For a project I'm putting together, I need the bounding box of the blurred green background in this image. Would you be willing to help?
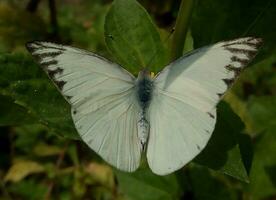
[0,0,275,199]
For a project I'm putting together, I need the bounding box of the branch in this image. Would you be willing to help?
[44,142,68,200]
[170,0,195,61]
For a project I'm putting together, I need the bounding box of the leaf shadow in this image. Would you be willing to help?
[194,102,248,172]
[264,165,276,187]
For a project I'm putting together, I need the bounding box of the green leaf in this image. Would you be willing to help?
[0,95,37,126]
[8,179,47,200]
[195,102,250,182]
[247,96,276,132]
[247,127,276,199]
[104,0,168,74]
[13,125,49,154]
[33,143,63,157]
[4,160,45,183]
[0,53,79,139]
[115,168,182,200]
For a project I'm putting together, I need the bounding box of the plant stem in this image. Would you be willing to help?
[48,0,59,39]
[170,0,194,61]
[44,142,68,200]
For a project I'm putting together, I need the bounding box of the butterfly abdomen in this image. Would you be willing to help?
[136,71,153,150]
[137,111,149,150]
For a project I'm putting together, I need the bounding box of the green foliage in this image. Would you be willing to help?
[104,0,168,74]
[195,102,250,182]
[115,169,181,200]
[0,53,78,139]
[247,96,276,132]
[0,95,36,126]
[0,2,46,52]
[189,166,238,200]
[8,179,47,200]
[247,127,276,199]
[0,0,275,199]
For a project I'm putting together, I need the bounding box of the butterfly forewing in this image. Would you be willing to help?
[26,41,142,172]
[147,37,262,175]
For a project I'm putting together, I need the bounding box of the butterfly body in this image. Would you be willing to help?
[135,70,153,149]
[136,70,153,109]
[26,37,262,175]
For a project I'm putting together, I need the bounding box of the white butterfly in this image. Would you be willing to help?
[26,37,262,175]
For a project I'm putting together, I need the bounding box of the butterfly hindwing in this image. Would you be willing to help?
[147,37,262,175]
[26,41,142,172]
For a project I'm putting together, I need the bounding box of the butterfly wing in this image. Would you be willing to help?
[26,41,142,172]
[147,37,262,175]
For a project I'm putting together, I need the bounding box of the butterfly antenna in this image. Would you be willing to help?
[145,28,175,71]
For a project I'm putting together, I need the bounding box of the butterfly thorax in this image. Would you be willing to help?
[136,70,153,150]
[136,70,153,109]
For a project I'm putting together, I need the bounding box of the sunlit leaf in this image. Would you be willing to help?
[33,143,63,157]
[4,160,45,183]
[85,162,115,189]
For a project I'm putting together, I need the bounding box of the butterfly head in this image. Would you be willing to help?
[138,69,154,80]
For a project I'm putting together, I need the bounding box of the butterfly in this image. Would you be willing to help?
[26,37,262,175]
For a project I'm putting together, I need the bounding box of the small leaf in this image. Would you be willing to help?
[33,143,62,156]
[104,0,168,74]
[4,160,45,183]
